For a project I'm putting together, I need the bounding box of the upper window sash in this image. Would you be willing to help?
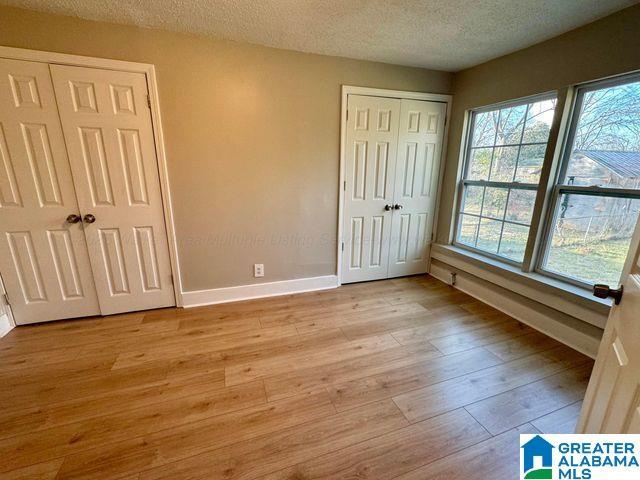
[554,74,640,191]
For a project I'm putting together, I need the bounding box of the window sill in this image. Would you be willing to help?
[430,243,611,329]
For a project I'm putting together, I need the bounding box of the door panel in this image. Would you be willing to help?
[0,58,99,324]
[342,95,400,283]
[50,64,174,315]
[388,99,446,278]
[578,219,640,433]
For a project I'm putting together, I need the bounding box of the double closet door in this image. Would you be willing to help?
[342,94,446,283]
[0,58,174,325]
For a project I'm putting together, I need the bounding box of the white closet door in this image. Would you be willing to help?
[0,58,100,324]
[342,95,401,283]
[388,99,446,277]
[50,65,174,315]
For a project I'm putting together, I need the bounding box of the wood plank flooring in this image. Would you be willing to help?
[0,275,593,480]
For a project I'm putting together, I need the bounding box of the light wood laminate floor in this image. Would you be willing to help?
[0,275,593,479]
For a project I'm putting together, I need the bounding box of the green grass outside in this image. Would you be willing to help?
[545,238,628,285]
[462,227,629,285]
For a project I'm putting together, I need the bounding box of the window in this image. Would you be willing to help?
[456,96,557,263]
[539,76,640,286]
[453,73,640,290]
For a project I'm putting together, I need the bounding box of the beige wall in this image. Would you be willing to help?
[437,4,640,242]
[0,5,452,292]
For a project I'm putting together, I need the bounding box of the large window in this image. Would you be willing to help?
[456,96,557,263]
[539,76,640,286]
[454,74,640,289]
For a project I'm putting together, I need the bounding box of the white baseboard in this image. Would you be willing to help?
[0,313,14,338]
[429,261,602,359]
[181,275,339,308]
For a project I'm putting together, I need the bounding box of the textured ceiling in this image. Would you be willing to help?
[1,0,637,71]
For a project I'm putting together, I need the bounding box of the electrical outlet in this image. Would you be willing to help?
[254,264,264,278]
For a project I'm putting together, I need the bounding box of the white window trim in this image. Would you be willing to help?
[536,72,640,288]
[450,70,640,295]
[452,91,558,267]
[431,243,611,329]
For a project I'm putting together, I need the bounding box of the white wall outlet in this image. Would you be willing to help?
[254,264,264,278]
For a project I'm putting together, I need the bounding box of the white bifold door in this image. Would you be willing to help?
[341,94,446,283]
[0,58,174,325]
[0,59,101,323]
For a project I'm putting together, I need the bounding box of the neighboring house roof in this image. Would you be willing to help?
[575,150,640,178]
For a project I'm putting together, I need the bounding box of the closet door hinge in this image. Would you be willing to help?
[341,242,345,252]
[146,95,152,109]
[1,293,9,306]
[343,180,346,191]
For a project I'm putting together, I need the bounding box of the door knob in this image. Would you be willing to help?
[66,214,81,224]
[593,284,623,305]
[393,204,403,210]
[384,204,392,211]
[83,214,96,224]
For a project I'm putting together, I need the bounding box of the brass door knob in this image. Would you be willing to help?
[66,214,81,224]
[83,214,96,224]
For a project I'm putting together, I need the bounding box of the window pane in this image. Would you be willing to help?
[476,218,502,253]
[489,146,519,182]
[496,104,527,145]
[458,214,480,246]
[471,111,498,147]
[462,185,484,215]
[522,99,556,143]
[468,148,492,180]
[456,95,557,264]
[505,189,536,224]
[515,144,546,183]
[499,223,530,262]
[481,187,508,219]
[543,193,640,285]
[563,80,640,189]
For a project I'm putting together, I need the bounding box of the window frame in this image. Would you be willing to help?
[535,72,640,288]
[453,92,558,267]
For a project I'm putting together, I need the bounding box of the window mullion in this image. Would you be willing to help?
[521,89,570,272]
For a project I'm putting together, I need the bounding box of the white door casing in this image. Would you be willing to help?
[50,64,174,315]
[341,95,401,283]
[577,218,640,433]
[388,99,447,277]
[0,58,100,325]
